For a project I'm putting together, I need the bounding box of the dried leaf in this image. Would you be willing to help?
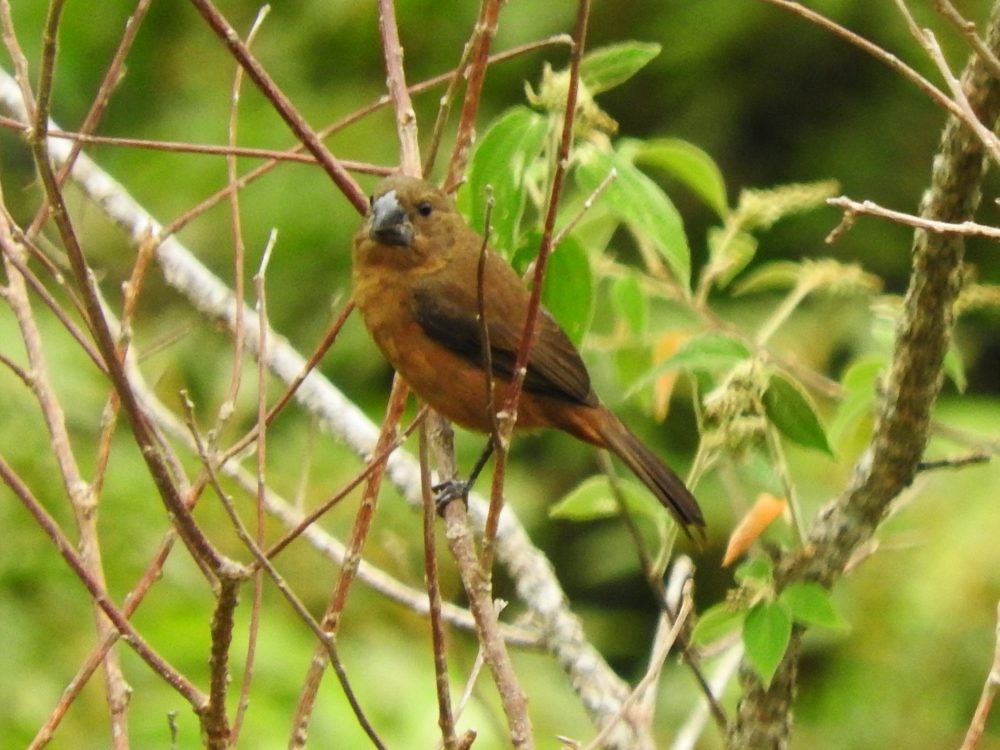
[722,493,787,566]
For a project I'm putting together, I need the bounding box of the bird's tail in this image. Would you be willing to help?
[596,413,705,540]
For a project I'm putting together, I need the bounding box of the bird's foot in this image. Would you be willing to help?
[432,479,470,516]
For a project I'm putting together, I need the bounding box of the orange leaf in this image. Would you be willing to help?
[652,330,691,422]
[722,493,788,567]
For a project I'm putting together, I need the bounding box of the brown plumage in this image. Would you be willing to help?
[352,175,705,536]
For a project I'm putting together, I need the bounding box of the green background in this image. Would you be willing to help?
[1,1,998,748]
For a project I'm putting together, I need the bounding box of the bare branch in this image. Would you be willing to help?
[960,600,1000,750]
[378,0,421,176]
[828,194,1000,239]
[186,0,367,212]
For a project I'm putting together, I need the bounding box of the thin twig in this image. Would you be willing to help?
[420,422,459,750]
[378,0,421,177]
[0,452,209,714]
[186,0,367,212]
[27,0,154,240]
[444,0,506,188]
[157,34,572,236]
[960,600,1000,750]
[917,451,992,472]
[935,0,1000,81]
[550,166,617,249]
[27,475,209,749]
[892,0,1000,167]
[0,117,385,169]
[827,195,1000,239]
[482,0,590,573]
[0,223,106,374]
[28,0,240,583]
[220,47,273,739]
[440,494,533,749]
[581,583,694,750]
[288,376,409,749]
[187,402,386,750]
[0,0,36,118]
[757,0,965,121]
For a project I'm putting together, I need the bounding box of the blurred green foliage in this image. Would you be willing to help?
[1,1,999,748]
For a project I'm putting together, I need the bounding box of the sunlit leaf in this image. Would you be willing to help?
[661,332,751,372]
[542,235,593,346]
[779,582,848,629]
[732,261,803,295]
[634,137,729,218]
[743,601,792,687]
[707,226,758,288]
[612,272,648,335]
[692,603,745,646]
[615,344,654,397]
[580,42,661,94]
[763,373,833,455]
[550,475,663,522]
[626,331,749,399]
[458,107,547,256]
[944,341,967,393]
[576,146,691,288]
[828,356,882,449]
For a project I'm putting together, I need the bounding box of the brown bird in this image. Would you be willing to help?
[352,175,705,536]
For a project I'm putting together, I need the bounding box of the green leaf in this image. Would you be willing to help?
[763,373,833,455]
[828,356,882,449]
[576,146,691,289]
[633,137,728,218]
[625,332,750,399]
[580,42,661,95]
[612,273,648,335]
[458,107,547,256]
[840,355,886,395]
[944,341,967,393]
[743,601,792,688]
[732,261,803,295]
[549,475,663,522]
[734,556,774,586]
[692,603,745,646]
[662,332,751,372]
[615,344,654,398]
[541,234,593,346]
[779,582,848,629]
[707,227,758,288]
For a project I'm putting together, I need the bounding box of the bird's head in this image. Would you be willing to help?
[362,176,456,251]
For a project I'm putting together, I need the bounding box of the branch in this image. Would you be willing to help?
[827,195,1000,239]
[378,0,421,176]
[730,3,1000,746]
[0,61,640,745]
[186,0,367,212]
[961,600,1000,750]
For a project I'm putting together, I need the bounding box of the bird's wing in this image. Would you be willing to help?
[412,277,595,406]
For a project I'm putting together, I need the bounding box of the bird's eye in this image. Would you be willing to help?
[416,201,433,217]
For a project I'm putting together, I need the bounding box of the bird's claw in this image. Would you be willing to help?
[432,479,470,515]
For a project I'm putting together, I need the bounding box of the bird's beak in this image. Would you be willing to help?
[369,190,413,247]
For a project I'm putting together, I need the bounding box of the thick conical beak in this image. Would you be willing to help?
[370,190,413,247]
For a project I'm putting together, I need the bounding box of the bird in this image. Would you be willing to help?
[352,174,705,537]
